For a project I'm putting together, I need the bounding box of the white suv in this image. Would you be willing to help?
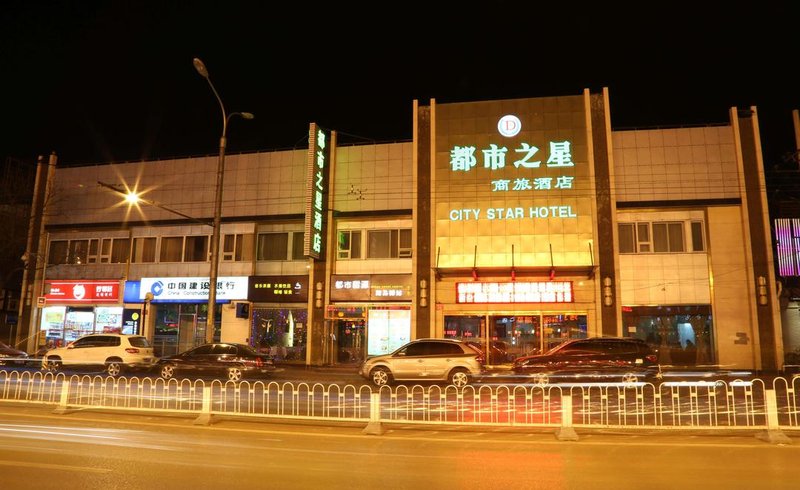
[42,334,155,376]
[358,338,484,387]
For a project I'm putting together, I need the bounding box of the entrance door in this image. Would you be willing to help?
[337,319,365,364]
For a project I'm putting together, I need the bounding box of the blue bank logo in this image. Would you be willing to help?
[150,281,164,297]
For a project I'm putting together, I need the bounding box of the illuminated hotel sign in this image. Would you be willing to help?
[303,123,331,259]
[44,280,120,303]
[434,96,594,269]
[330,274,413,301]
[456,281,574,304]
[249,275,309,302]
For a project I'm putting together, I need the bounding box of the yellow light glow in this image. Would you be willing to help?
[124,191,140,204]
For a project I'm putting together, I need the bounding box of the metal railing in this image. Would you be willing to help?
[1,370,798,437]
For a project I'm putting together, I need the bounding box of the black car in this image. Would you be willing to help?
[156,343,276,381]
[0,341,29,366]
[512,337,660,385]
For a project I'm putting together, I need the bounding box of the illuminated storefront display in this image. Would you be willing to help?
[38,280,126,345]
[456,281,574,304]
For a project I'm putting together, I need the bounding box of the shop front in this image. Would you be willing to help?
[38,280,130,349]
[248,275,309,362]
[440,280,588,363]
[124,276,248,356]
[328,274,412,364]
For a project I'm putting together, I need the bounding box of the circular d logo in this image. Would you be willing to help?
[497,115,521,137]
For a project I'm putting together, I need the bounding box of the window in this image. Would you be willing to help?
[618,221,699,254]
[653,222,684,252]
[223,233,254,261]
[257,233,289,261]
[160,237,184,262]
[691,222,705,252]
[132,237,156,263]
[337,230,362,259]
[291,232,305,260]
[184,235,209,262]
[88,239,99,263]
[367,229,412,259]
[68,240,89,264]
[110,239,130,264]
[48,240,68,265]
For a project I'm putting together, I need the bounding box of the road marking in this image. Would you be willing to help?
[0,460,111,473]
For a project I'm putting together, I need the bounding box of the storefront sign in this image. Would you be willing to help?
[44,280,120,303]
[249,275,309,302]
[139,276,248,302]
[434,96,594,270]
[303,123,331,260]
[122,308,142,335]
[456,281,574,303]
[330,275,413,302]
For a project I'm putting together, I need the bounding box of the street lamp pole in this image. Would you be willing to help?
[193,57,254,344]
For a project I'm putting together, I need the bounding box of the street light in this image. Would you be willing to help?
[193,57,254,344]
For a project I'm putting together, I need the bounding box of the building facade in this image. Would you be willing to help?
[16,89,784,371]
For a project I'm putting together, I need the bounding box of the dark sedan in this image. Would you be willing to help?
[156,343,276,381]
[0,341,29,366]
[512,337,661,385]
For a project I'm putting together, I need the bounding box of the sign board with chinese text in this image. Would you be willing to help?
[248,275,309,302]
[303,123,331,259]
[330,274,413,302]
[139,276,248,302]
[43,280,120,303]
[434,96,596,269]
[456,281,574,304]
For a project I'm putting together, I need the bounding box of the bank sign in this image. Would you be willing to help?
[434,96,595,269]
[139,276,248,302]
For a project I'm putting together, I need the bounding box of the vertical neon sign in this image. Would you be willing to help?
[304,123,330,259]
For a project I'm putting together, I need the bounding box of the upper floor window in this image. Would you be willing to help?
[619,221,703,254]
[367,229,412,259]
[132,237,156,263]
[223,233,254,261]
[337,230,362,259]
[257,232,305,261]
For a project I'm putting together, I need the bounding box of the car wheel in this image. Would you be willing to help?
[45,357,61,372]
[160,364,175,380]
[449,368,470,388]
[227,367,243,382]
[533,373,549,387]
[622,373,639,385]
[370,367,391,386]
[105,360,123,377]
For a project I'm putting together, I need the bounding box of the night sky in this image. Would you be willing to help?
[2,1,798,169]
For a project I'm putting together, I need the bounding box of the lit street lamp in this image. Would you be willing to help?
[193,57,254,344]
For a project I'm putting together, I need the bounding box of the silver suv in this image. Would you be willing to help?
[359,338,483,387]
[42,333,156,376]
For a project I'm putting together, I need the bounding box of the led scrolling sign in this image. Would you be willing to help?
[456,281,574,304]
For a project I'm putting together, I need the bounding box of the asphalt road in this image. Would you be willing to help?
[0,404,797,490]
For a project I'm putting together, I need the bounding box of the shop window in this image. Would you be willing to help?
[223,233,253,261]
[160,236,184,262]
[622,305,714,366]
[184,235,209,262]
[257,232,289,261]
[367,229,412,259]
[48,240,68,265]
[67,240,89,264]
[132,237,156,263]
[337,230,362,259]
[291,232,305,260]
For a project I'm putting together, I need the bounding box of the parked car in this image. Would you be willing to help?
[512,337,661,385]
[42,333,155,376]
[0,341,29,366]
[156,343,276,382]
[465,340,515,364]
[358,338,484,387]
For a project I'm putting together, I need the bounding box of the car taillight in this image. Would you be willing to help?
[256,357,263,367]
[125,348,140,354]
[645,354,657,363]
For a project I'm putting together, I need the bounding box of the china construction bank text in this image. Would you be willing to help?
[449,206,577,221]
